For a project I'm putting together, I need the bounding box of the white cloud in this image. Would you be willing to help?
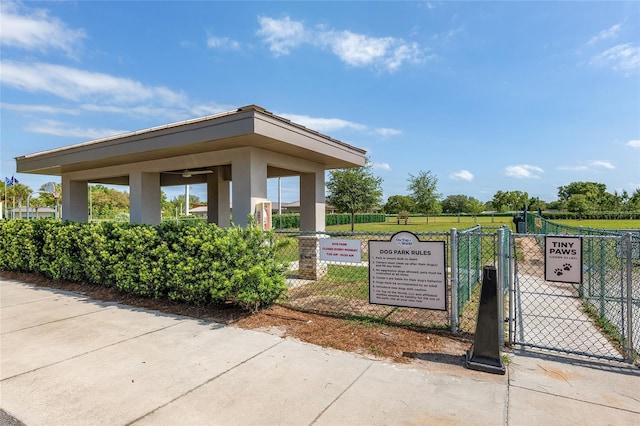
[627,139,640,148]
[26,119,128,139]
[1,61,187,105]
[279,113,367,133]
[373,162,391,171]
[587,23,621,46]
[375,128,402,136]
[206,35,241,50]
[1,102,79,115]
[505,164,544,179]
[449,170,474,182]
[280,112,402,138]
[0,1,85,56]
[589,160,615,170]
[256,16,306,56]
[257,16,424,72]
[590,43,640,72]
[557,160,615,172]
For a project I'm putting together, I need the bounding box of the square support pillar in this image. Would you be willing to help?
[61,176,88,223]
[298,235,327,280]
[232,150,267,227]
[207,167,231,227]
[300,171,325,231]
[129,171,161,224]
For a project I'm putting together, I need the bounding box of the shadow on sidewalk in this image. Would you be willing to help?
[510,347,640,376]
[402,351,466,367]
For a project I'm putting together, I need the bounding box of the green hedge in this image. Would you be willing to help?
[0,220,286,311]
[541,212,640,220]
[271,213,386,229]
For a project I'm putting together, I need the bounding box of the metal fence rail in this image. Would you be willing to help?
[510,226,638,362]
[273,231,453,329]
[272,216,637,362]
[273,227,504,332]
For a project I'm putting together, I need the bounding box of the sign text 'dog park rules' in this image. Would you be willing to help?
[369,231,447,311]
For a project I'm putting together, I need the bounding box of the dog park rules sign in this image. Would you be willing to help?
[369,231,447,311]
[545,236,582,284]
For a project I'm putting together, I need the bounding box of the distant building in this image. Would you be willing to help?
[10,206,56,219]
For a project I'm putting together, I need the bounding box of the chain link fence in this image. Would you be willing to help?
[272,227,506,332]
[273,231,453,329]
[452,226,509,334]
[511,214,639,361]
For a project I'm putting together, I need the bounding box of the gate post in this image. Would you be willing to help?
[507,228,515,346]
[497,226,505,347]
[625,232,634,362]
[450,228,458,332]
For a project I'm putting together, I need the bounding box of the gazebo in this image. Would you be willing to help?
[16,105,366,231]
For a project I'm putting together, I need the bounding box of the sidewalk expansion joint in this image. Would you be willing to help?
[1,321,185,382]
[308,361,374,426]
[125,339,285,426]
[510,384,640,415]
[0,296,61,309]
[1,307,111,335]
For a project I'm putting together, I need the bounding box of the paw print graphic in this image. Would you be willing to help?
[554,268,564,276]
[563,263,572,271]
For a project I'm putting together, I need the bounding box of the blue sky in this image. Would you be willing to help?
[1,1,639,204]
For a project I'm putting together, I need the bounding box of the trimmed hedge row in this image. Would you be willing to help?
[0,220,287,311]
[271,213,386,229]
[540,212,640,220]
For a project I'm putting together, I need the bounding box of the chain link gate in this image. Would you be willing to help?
[508,232,638,362]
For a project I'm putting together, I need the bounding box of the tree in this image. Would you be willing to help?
[441,194,486,214]
[491,190,529,212]
[627,188,640,212]
[546,200,565,211]
[567,194,590,214]
[558,181,608,211]
[89,185,129,219]
[407,170,441,222]
[326,159,383,231]
[5,183,32,218]
[466,197,485,214]
[383,195,416,214]
[37,182,61,208]
[164,193,202,217]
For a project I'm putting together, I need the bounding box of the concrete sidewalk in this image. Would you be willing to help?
[1,278,638,425]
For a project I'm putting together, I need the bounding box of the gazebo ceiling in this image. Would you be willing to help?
[16,105,367,177]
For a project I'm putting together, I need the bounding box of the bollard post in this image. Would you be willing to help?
[465,265,505,374]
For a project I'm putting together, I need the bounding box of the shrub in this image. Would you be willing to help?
[0,219,287,311]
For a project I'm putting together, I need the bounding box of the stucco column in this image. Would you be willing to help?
[129,171,161,224]
[232,149,267,227]
[207,167,231,227]
[300,170,325,231]
[61,176,88,222]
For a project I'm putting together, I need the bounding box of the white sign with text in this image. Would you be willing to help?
[545,236,582,284]
[369,231,447,311]
[319,238,362,263]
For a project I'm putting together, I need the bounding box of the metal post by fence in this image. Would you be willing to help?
[508,229,515,346]
[450,228,458,332]
[497,226,505,347]
[625,232,634,362]
[599,239,606,317]
[467,232,472,302]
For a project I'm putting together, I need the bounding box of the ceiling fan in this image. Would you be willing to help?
[166,169,214,178]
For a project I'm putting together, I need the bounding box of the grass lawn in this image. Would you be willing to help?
[325,215,516,233]
[323,216,639,233]
[551,219,640,230]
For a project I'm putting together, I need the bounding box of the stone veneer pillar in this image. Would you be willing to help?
[298,235,327,280]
